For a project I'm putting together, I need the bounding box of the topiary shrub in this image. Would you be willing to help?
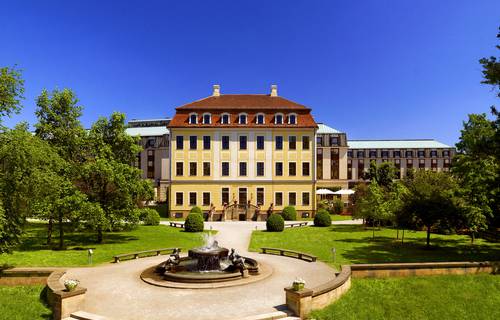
[266,214,285,232]
[140,208,161,226]
[281,206,297,221]
[185,213,204,232]
[190,206,202,214]
[314,209,331,227]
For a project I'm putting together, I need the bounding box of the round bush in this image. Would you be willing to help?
[266,214,285,232]
[281,206,297,221]
[314,209,331,227]
[190,206,202,214]
[185,213,204,232]
[140,208,161,226]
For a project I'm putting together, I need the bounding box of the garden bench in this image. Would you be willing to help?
[284,221,309,228]
[169,221,185,228]
[113,248,181,263]
[260,247,317,262]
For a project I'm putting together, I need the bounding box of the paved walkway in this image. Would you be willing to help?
[65,221,345,320]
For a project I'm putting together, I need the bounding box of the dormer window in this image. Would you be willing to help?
[189,113,198,124]
[202,113,211,124]
[288,114,297,125]
[238,113,247,124]
[256,113,265,124]
[221,113,230,124]
[275,113,284,124]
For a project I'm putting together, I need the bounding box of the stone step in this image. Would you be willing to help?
[69,311,108,320]
[240,310,294,320]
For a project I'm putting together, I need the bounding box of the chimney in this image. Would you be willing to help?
[270,84,278,97]
[212,84,220,97]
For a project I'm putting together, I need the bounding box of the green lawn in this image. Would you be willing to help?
[0,222,206,267]
[0,285,51,319]
[310,274,500,320]
[249,225,500,267]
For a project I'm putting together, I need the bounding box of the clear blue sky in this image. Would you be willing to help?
[1,0,499,145]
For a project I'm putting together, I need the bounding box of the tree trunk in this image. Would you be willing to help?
[372,219,375,239]
[401,229,405,244]
[58,213,64,250]
[97,227,103,243]
[471,232,475,244]
[47,218,53,245]
[396,228,399,239]
[426,225,431,247]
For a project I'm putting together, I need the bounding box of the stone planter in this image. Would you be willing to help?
[292,282,305,291]
[64,279,79,292]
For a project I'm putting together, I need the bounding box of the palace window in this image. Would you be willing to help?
[221,162,230,176]
[405,150,413,158]
[302,162,310,176]
[257,188,264,206]
[393,150,401,158]
[431,159,438,171]
[331,148,339,179]
[381,151,389,158]
[189,136,197,150]
[238,113,247,124]
[302,192,310,206]
[222,188,229,205]
[369,150,377,158]
[330,136,339,146]
[189,162,197,176]
[406,159,413,170]
[222,135,230,150]
[430,150,438,157]
[203,192,210,206]
[176,136,184,150]
[317,149,323,179]
[189,192,197,206]
[357,150,365,158]
[203,136,211,150]
[239,162,247,176]
[419,159,425,169]
[239,135,247,150]
[347,160,352,179]
[357,159,365,180]
[347,150,353,158]
[176,162,183,176]
[275,162,283,176]
[202,113,211,124]
[418,150,425,158]
[221,113,230,124]
[302,136,310,150]
[275,136,283,150]
[175,192,183,206]
[147,150,154,179]
[289,162,296,176]
[317,136,324,147]
[289,136,297,150]
[256,113,265,124]
[443,150,450,157]
[275,113,284,124]
[288,114,297,125]
[288,192,296,206]
[257,162,265,176]
[189,113,198,124]
[203,162,210,176]
[275,192,283,206]
[257,136,265,150]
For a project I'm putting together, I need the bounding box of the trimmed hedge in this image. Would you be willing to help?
[281,206,297,221]
[140,208,161,226]
[190,206,202,214]
[185,213,204,232]
[314,209,332,227]
[266,214,285,232]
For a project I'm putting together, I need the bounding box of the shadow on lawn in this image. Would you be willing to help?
[338,236,500,264]
[18,223,139,251]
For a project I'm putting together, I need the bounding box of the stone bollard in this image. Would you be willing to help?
[284,286,313,318]
[241,269,249,278]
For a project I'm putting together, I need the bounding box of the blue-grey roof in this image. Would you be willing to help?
[317,123,343,134]
[125,126,169,137]
[348,139,452,149]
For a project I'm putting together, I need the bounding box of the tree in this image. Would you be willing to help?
[402,170,462,247]
[367,161,397,188]
[78,113,153,242]
[0,66,24,126]
[479,27,500,98]
[353,181,392,238]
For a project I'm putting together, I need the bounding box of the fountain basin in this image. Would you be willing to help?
[188,247,229,271]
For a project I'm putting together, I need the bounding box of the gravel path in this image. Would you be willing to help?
[65,221,341,320]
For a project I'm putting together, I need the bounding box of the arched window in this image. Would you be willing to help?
[221,113,230,124]
[189,113,198,124]
[256,113,265,124]
[288,113,297,125]
[202,113,211,124]
[238,113,247,124]
[275,113,284,125]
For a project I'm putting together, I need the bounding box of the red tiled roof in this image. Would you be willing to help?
[169,94,317,129]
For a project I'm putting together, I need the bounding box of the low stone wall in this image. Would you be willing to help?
[0,267,56,285]
[46,270,87,320]
[285,265,352,318]
[350,261,497,278]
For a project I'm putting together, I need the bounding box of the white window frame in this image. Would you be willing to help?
[256,187,265,206]
[202,113,212,124]
[302,192,310,206]
[238,113,248,124]
[274,113,284,124]
[189,112,198,124]
[256,113,265,124]
[221,112,230,124]
[288,113,297,124]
